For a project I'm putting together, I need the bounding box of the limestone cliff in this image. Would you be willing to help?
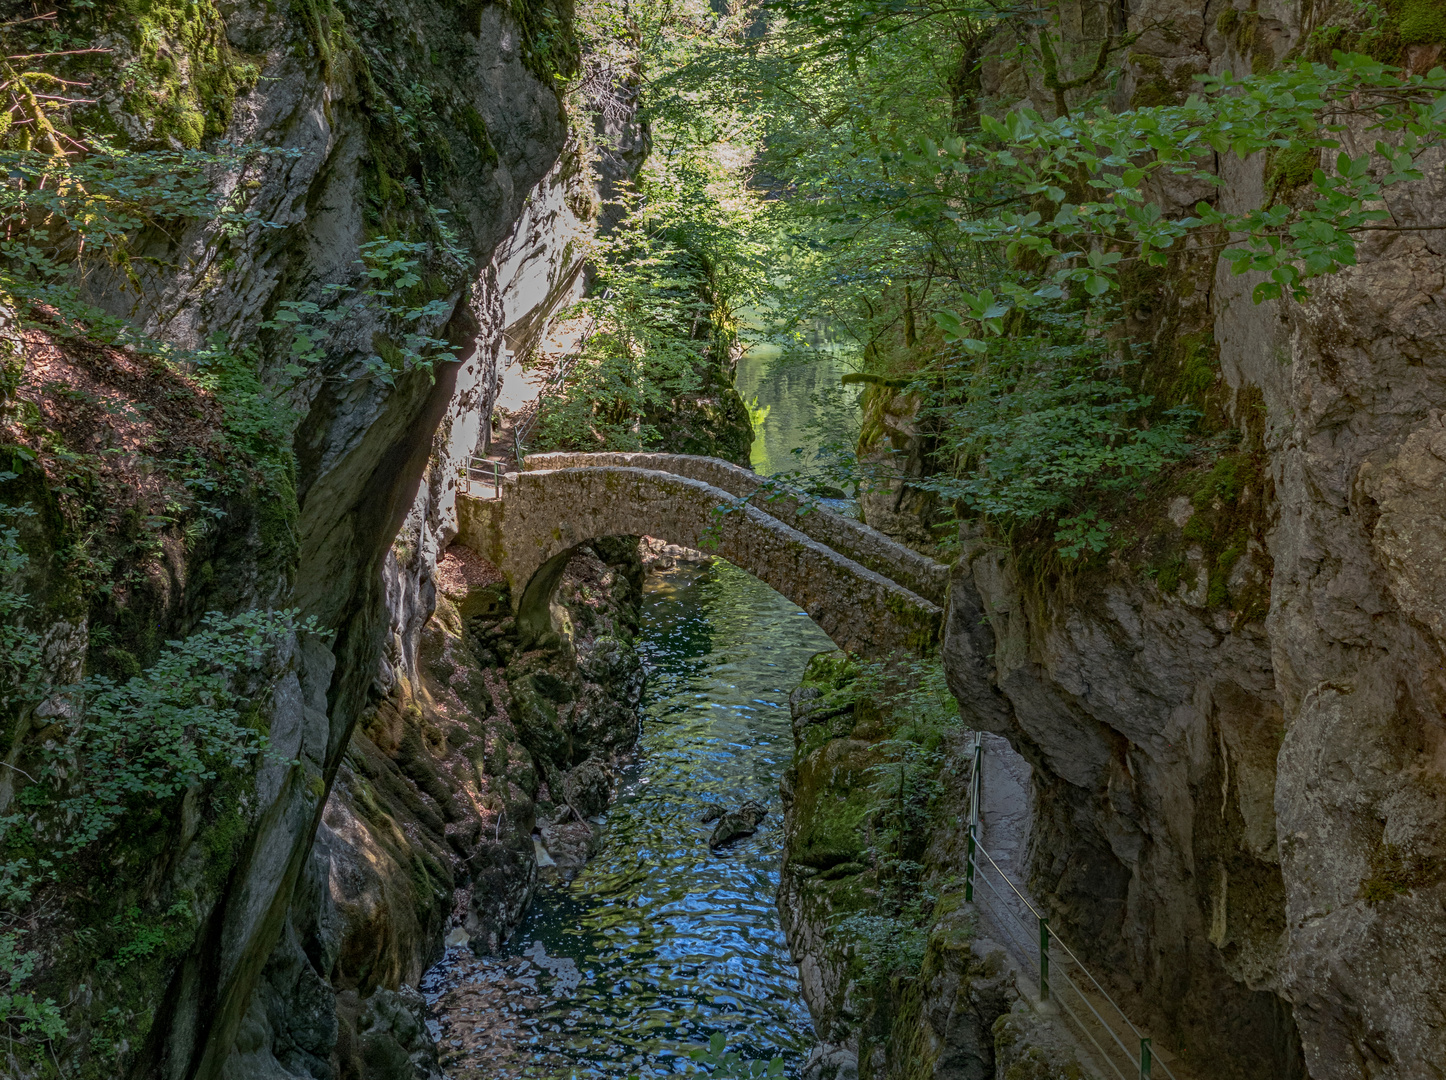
[777,654,1084,1080]
[227,540,646,1080]
[805,3,1446,1078]
[0,1,648,1077]
[931,3,1446,1080]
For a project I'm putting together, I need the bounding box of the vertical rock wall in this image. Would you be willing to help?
[1,0,646,1076]
[939,3,1446,1079]
[207,10,652,1080]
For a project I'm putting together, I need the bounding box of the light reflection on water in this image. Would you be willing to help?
[733,318,860,479]
[428,560,834,1077]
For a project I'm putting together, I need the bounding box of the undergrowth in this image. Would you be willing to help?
[0,509,312,1061]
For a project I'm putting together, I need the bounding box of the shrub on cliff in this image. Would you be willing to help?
[0,508,312,1062]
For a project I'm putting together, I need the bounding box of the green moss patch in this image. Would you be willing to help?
[19,0,265,149]
[1265,144,1319,204]
[1301,0,1444,64]
[509,0,582,82]
[1399,0,1446,45]
[791,738,881,870]
[1360,840,1443,904]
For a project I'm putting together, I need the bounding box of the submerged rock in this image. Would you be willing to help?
[708,800,768,848]
[699,802,725,823]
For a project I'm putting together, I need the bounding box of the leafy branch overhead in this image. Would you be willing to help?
[925,52,1446,350]
[650,0,1445,559]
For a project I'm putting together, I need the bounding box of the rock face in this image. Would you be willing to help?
[854,385,947,554]
[922,5,1446,1080]
[777,654,1082,1080]
[943,552,1297,1078]
[2,1,649,1077]
[1241,158,1446,1080]
[226,540,645,1079]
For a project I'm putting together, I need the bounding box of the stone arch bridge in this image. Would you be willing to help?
[456,452,947,657]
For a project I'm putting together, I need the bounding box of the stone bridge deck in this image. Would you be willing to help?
[521,452,950,605]
[456,453,948,657]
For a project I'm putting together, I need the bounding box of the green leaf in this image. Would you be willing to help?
[934,310,966,340]
[980,114,1009,139]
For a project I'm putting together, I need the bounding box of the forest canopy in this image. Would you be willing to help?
[557,0,1446,560]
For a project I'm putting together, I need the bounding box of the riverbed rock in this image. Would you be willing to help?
[352,986,444,1080]
[700,803,726,823]
[990,1002,1087,1080]
[536,818,599,883]
[562,756,615,819]
[802,1043,860,1080]
[640,535,714,571]
[708,800,769,848]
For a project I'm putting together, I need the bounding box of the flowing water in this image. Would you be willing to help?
[425,561,835,1077]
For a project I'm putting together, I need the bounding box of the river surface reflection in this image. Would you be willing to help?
[425,561,833,1077]
[733,318,860,479]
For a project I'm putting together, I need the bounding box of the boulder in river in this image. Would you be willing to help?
[708,800,768,849]
[563,757,614,819]
[352,984,445,1080]
[536,819,601,883]
[699,803,725,823]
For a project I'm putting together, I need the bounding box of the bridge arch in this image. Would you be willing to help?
[457,463,941,657]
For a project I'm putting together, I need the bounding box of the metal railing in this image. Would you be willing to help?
[462,456,505,499]
[965,733,1176,1080]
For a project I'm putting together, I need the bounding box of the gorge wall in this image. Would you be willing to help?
[811,3,1446,1080]
[1,0,656,1077]
[179,6,659,1077]
[930,3,1446,1079]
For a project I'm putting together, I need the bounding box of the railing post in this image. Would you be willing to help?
[1140,1037,1152,1080]
[1039,916,1050,1002]
[966,732,981,903]
[971,733,982,832]
[965,828,976,902]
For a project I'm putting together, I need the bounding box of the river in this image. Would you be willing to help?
[424,560,835,1077]
[425,331,858,1076]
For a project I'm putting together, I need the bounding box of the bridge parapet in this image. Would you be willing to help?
[521,452,950,606]
[457,464,940,657]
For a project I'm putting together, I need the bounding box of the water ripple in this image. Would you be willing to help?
[428,560,832,1078]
